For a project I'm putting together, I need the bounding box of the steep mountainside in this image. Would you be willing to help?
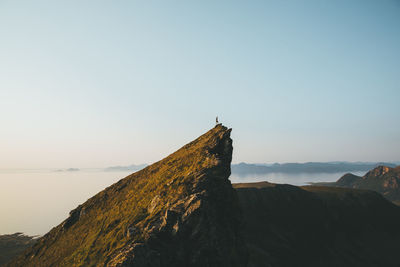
[9,124,247,267]
[234,182,400,267]
[0,233,36,266]
[314,165,400,203]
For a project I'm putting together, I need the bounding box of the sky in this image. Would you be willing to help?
[0,0,399,168]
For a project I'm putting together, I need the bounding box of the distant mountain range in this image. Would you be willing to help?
[231,162,398,176]
[102,162,398,175]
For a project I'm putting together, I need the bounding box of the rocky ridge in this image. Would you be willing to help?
[8,124,247,267]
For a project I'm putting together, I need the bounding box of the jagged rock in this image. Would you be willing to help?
[126,226,136,238]
[108,243,160,267]
[147,195,160,214]
[61,205,83,230]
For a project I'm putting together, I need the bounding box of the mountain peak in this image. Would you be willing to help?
[9,124,247,267]
[365,165,394,179]
[336,173,362,186]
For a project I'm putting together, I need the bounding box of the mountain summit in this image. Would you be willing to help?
[9,124,247,267]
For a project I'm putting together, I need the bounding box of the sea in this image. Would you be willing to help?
[0,169,366,236]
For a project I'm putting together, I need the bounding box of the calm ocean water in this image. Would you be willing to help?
[0,169,366,236]
[229,171,366,186]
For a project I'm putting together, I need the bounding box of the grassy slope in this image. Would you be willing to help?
[10,124,240,267]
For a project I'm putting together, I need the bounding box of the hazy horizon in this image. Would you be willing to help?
[0,160,399,171]
[1,1,399,169]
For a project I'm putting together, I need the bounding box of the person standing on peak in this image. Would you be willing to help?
[216,116,219,125]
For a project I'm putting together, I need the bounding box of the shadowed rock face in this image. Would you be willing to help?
[234,182,400,267]
[0,233,36,266]
[8,124,248,267]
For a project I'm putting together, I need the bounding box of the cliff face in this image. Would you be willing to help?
[9,124,247,267]
[234,182,400,267]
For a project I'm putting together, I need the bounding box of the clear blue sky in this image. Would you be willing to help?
[0,0,399,168]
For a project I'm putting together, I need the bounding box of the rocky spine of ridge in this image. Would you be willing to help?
[9,124,248,267]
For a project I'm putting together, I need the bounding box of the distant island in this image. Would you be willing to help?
[54,168,80,172]
[231,162,397,176]
[103,163,147,172]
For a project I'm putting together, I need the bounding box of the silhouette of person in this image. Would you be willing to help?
[216,116,219,124]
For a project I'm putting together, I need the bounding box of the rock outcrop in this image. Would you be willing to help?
[8,124,247,267]
[315,165,400,204]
